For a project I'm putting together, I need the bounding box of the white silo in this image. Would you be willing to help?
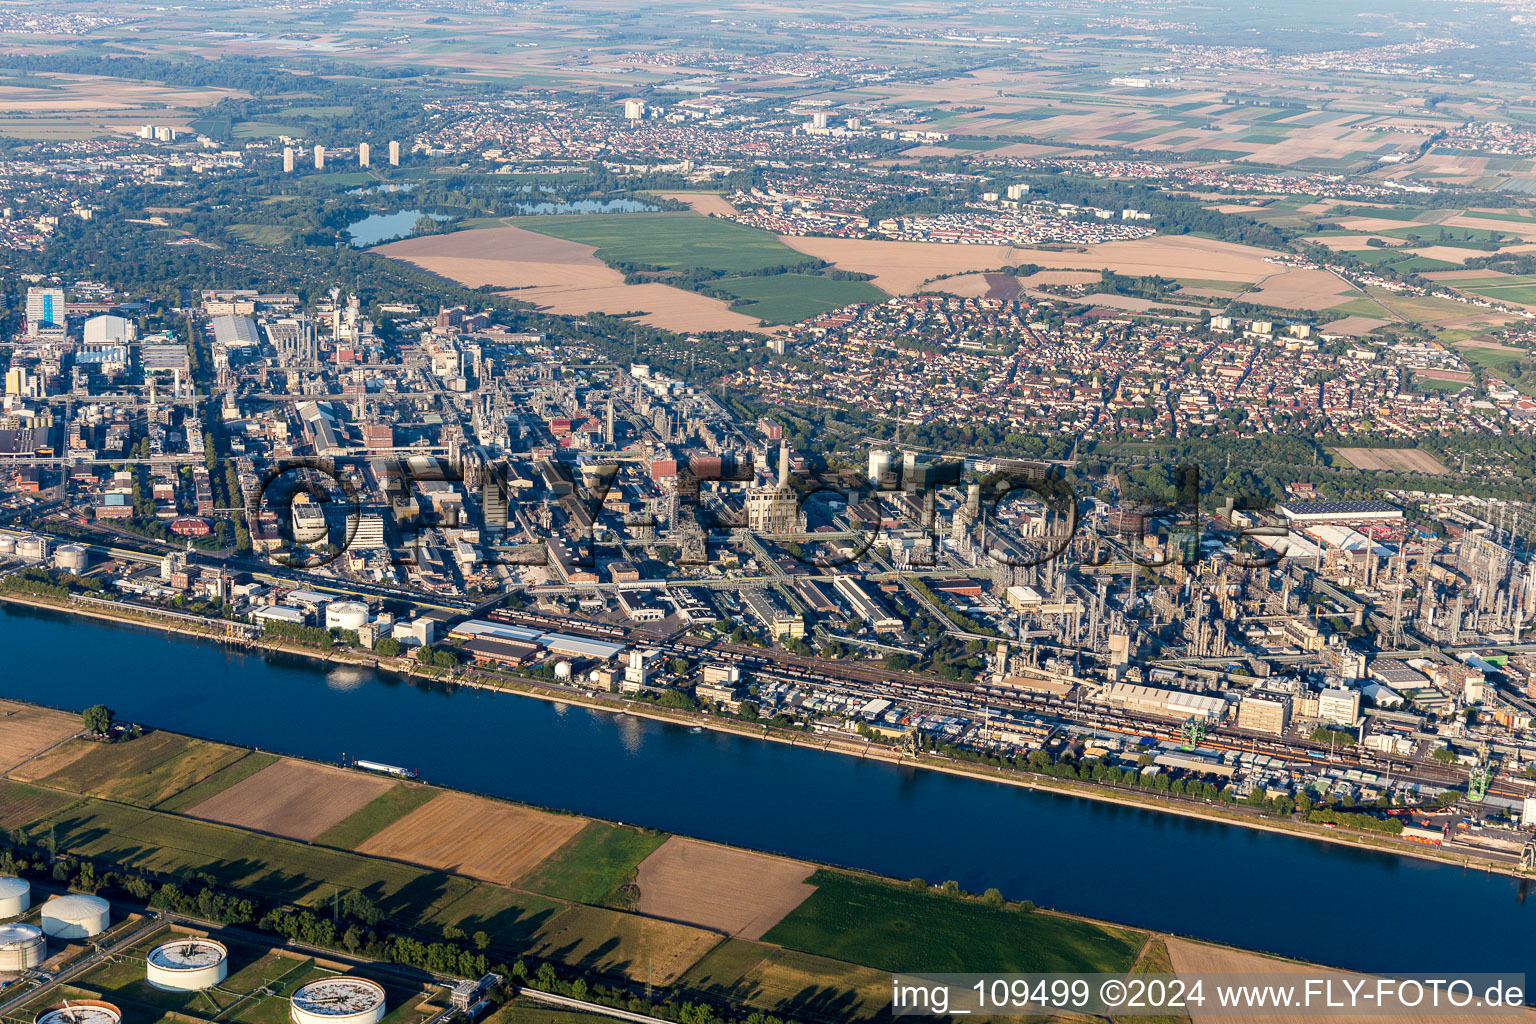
[290,977,387,1024]
[15,535,48,562]
[0,875,30,917]
[325,601,371,631]
[0,535,15,555]
[36,1002,121,1024]
[146,938,228,990]
[0,923,45,971]
[54,544,89,573]
[40,893,110,938]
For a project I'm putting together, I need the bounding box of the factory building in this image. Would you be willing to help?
[1102,682,1227,722]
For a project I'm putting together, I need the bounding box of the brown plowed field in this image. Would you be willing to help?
[357,791,585,884]
[374,225,767,334]
[1333,448,1449,475]
[0,700,82,773]
[1165,936,1495,1024]
[188,760,393,841]
[635,837,816,940]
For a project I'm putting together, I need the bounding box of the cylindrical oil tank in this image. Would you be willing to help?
[0,875,30,917]
[0,923,45,971]
[54,544,89,573]
[324,601,371,631]
[290,978,387,1024]
[146,937,228,990]
[15,535,48,562]
[36,1002,120,1024]
[40,893,110,939]
[0,535,15,555]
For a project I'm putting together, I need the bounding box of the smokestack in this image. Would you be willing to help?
[778,440,790,488]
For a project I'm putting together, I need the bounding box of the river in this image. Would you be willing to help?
[1,603,1530,974]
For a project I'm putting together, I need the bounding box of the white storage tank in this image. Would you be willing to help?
[15,535,48,562]
[325,601,371,631]
[36,1002,121,1024]
[554,660,572,681]
[0,535,15,555]
[146,937,228,990]
[0,923,45,971]
[290,978,386,1024]
[40,893,110,939]
[0,875,31,917]
[54,544,89,573]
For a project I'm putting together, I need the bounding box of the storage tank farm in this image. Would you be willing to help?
[0,875,30,917]
[0,923,45,971]
[146,938,229,990]
[289,977,387,1024]
[35,1002,121,1024]
[40,893,110,939]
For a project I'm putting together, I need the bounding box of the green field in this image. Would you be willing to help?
[156,751,279,812]
[484,999,606,1024]
[680,939,893,1021]
[514,212,809,274]
[761,870,1144,974]
[1447,274,1536,306]
[0,781,79,830]
[314,784,440,849]
[715,273,886,324]
[424,886,564,952]
[31,732,246,808]
[230,224,299,246]
[514,821,667,906]
[18,794,474,919]
[1462,347,1536,394]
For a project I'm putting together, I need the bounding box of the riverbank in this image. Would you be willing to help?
[0,588,1522,879]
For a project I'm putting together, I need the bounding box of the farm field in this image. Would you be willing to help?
[314,783,441,849]
[526,904,722,986]
[761,870,1143,975]
[513,212,807,274]
[515,821,667,906]
[156,752,281,813]
[776,234,1330,300]
[188,759,396,842]
[357,791,586,885]
[679,939,894,1022]
[16,793,474,918]
[1436,273,1536,306]
[0,780,78,831]
[1163,937,1491,1024]
[422,885,564,952]
[713,273,886,324]
[1332,448,1450,475]
[374,225,768,333]
[15,731,246,808]
[1461,347,1536,395]
[0,698,83,772]
[634,838,817,940]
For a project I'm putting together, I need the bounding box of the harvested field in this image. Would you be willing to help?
[779,235,1304,295]
[1164,937,1491,1024]
[21,731,246,808]
[658,193,739,218]
[1333,448,1449,475]
[374,225,767,334]
[0,780,78,831]
[0,699,83,773]
[189,760,394,842]
[635,838,816,940]
[358,791,585,884]
[1318,315,1389,336]
[527,905,721,986]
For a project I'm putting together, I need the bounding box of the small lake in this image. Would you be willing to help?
[345,210,454,247]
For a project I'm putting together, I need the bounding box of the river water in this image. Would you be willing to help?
[2,603,1530,974]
